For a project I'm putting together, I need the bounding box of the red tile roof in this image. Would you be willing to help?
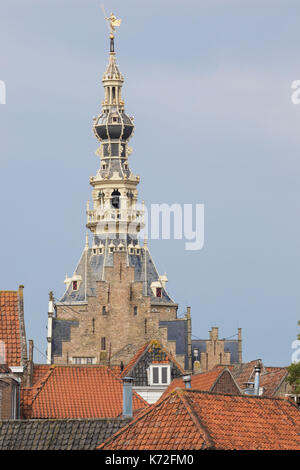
[21,365,148,419]
[32,364,51,385]
[99,390,300,450]
[161,368,237,399]
[259,368,288,396]
[232,361,288,396]
[0,291,22,366]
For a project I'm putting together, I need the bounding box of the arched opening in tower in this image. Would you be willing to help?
[111,189,121,209]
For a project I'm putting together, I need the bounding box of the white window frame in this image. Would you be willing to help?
[72,357,96,365]
[148,364,171,386]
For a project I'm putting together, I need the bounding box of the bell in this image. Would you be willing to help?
[111,196,119,208]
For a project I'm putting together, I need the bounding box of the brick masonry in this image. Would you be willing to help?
[53,252,184,368]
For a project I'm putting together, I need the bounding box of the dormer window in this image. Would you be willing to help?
[98,246,104,255]
[72,281,78,291]
[109,245,115,253]
[93,248,97,255]
[156,287,162,298]
[148,365,171,386]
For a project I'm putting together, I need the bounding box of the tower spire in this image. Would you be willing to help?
[101,6,122,53]
[87,12,143,239]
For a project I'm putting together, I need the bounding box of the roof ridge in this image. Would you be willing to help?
[97,388,183,449]
[177,389,215,449]
[181,389,297,402]
[30,365,56,404]
[120,342,150,378]
[0,290,18,294]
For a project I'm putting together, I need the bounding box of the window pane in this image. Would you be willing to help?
[152,367,159,384]
[161,367,168,384]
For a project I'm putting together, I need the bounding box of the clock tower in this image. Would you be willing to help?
[47,23,192,371]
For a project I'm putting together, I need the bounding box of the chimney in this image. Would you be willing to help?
[47,292,54,364]
[26,339,34,387]
[254,361,262,396]
[18,285,28,364]
[238,328,242,364]
[122,377,134,418]
[183,375,191,389]
[186,307,192,371]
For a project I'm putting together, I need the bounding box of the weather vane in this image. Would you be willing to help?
[101,5,122,40]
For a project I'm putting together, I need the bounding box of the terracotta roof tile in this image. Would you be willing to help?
[0,291,22,366]
[161,368,229,399]
[32,364,51,385]
[21,365,148,419]
[232,361,289,397]
[259,368,288,396]
[99,390,300,450]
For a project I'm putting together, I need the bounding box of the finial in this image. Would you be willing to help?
[101,5,122,52]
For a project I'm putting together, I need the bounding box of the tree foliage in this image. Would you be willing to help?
[286,321,300,394]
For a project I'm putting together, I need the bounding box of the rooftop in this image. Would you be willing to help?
[0,418,129,450]
[0,291,23,367]
[99,390,300,450]
[21,365,148,419]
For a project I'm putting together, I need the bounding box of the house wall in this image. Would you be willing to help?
[0,378,20,419]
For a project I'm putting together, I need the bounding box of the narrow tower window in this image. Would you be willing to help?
[102,306,107,316]
[133,306,137,316]
[101,337,106,351]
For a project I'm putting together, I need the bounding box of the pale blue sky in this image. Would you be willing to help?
[1,0,300,365]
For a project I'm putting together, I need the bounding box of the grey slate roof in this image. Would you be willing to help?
[0,418,129,450]
[59,236,175,306]
[159,320,189,370]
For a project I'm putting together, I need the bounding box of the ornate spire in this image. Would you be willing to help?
[86,13,143,239]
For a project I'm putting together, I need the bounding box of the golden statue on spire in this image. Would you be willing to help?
[105,11,122,38]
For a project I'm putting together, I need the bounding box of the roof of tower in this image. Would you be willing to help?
[59,237,176,306]
[102,53,124,82]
